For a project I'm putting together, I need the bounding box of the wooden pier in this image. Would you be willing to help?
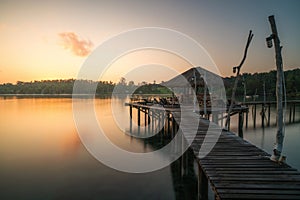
[126,102,300,200]
[243,100,300,128]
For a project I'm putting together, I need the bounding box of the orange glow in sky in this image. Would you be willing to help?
[0,1,299,84]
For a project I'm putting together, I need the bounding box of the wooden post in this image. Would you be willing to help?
[268,15,284,158]
[129,105,132,118]
[268,103,271,126]
[289,104,292,123]
[245,105,249,129]
[198,163,208,200]
[161,111,165,133]
[144,109,147,126]
[167,112,170,136]
[148,109,151,134]
[172,115,176,138]
[151,110,154,133]
[225,30,254,129]
[137,107,141,134]
[262,103,265,128]
[137,107,141,126]
[238,111,244,138]
[253,104,257,128]
[262,82,266,128]
[129,105,133,133]
[204,71,207,116]
[227,115,231,131]
[293,103,296,122]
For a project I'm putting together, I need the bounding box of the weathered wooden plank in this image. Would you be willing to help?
[206,171,300,175]
[214,182,300,189]
[201,156,271,160]
[218,193,300,200]
[205,167,297,171]
[217,189,300,195]
[209,176,300,182]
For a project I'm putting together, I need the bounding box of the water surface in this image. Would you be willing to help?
[0,97,175,200]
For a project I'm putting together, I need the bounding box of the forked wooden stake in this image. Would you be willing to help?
[225,30,254,130]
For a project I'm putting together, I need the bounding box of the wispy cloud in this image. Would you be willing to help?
[58,32,93,57]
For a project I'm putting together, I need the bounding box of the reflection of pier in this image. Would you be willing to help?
[125,102,300,199]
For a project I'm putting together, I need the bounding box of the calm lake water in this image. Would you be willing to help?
[0,97,175,200]
[0,97,299,199]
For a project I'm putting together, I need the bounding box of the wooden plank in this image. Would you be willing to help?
[214,182,300,189]
[205,170,300,175]
[218,193,300,200]
[217,189,300,195]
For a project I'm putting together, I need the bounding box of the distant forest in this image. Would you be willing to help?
[0,68,299,100]
[224,68,300,100]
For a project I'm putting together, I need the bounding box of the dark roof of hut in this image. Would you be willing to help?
[162,67,229,88]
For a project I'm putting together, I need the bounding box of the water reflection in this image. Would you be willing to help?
[61,131,82,156]
[0,97,175,200]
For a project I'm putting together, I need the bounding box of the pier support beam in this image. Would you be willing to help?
[253,104,256,128]
[129,105,133,133]
[137,107,141,126]
[238,111,244,138]
[198,163,208,200]
[245,105,249,129]
[268,104,271,126]
[293,103,296,122]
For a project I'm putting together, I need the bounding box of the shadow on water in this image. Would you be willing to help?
[139,122,198,200]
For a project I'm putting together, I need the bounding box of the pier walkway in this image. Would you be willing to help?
[126,102,300,200]
[176,113,300,199]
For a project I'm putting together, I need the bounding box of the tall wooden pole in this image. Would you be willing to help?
[225,30,253,129]
[193,68,197,112]
[268,15,284,160]
[203,71,207,116]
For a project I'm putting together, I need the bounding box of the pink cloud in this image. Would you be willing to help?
[58,32,93,57]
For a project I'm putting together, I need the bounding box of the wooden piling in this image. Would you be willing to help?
[167,112,171,136]
[268,103,271,126]
[137,107,141,126]
[245,105,248,129]
[253,104,256,128]
[289,104,292,123]
[238,111,244,138]
[151,110,154,133]
[293,103,296,122]
[172,115,176,138]
[198,163,208,200]
[129,105,133,133]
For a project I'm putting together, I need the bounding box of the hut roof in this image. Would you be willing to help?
[162,67,228,88]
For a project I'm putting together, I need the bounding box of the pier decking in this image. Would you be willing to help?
[126,102,300,200]
[179,115,300,199]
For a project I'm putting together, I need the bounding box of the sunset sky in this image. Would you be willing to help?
[1,0,299,84]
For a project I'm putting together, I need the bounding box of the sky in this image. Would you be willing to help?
[0,0,300,84]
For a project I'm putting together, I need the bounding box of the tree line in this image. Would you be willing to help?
[224,68,300,100]
[0,68,299,100]
[0,79,115,95]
